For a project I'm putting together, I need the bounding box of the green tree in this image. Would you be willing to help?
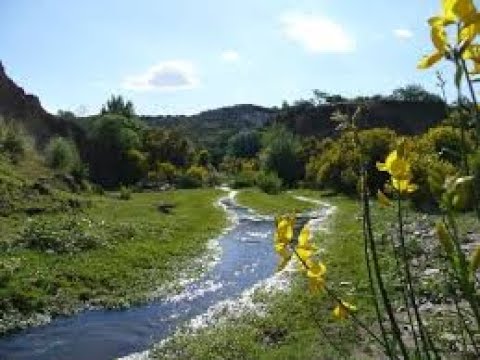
[261,125,302,186]
[195,149,210,167]
[390,84,443,103]
[227,131,261,158]
[100,95,135,118]
[87,114,143,186]
[45,137,80,172]
[143,129,192,168]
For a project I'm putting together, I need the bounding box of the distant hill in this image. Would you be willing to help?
[142,104,277,162]
[275,100,448,138]
[142,104,276,132]
[0,61,85,147]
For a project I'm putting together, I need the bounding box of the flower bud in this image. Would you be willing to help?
[436,222,454,255]
[470,245,480,274]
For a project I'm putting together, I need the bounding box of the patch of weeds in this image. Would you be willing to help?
[17,216,105,254]
[119,185,132,200]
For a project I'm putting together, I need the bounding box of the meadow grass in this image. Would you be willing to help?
[152,192,395,359]
[235,188,317,215]
[0,189,226,333]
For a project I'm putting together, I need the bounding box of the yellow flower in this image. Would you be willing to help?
[377,190,392,207]
[450,0,477,23]
[333,300,357,320]
[462,44,480,73]
[392,178,418,194]
[275,242,292,271]
[418,23,449,69]
[274,216,294,244]
[376,150,412,181]
[306,260,327,293]
[419,0,480,69]
[296,226,317,266]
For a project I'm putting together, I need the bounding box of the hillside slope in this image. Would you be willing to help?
[0,61,85,146]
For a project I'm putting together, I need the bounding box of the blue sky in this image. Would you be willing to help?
[0,0,465,115]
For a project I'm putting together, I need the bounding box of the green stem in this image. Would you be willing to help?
[362,183,409,359]
[291,247,394,355]
[459,57,480,220]
[387,228,422,359]
[361,172,395,358]
[451,282,480,358]
[396,196,434,360]
[444,214,480,329]
[460,57,480,149]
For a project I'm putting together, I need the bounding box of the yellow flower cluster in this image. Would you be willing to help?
[376,140,418,195]
[418,0,480,72]
[333,300,357,320]
[274,216,355,320]
[274,216,326,293]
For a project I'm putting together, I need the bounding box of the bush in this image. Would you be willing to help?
[45,137,80,172]
[119,185,132,200]
[306,135,361,194]
[409,153,457,210]
[306,128,396,195]
[227,131,261,158]
[230,170,257,189]
[176,166,208,188]
[0,120,27,163]
[148,162,178,184]
[123,148,147,184]
[416,126,475,166]
[261,125,302,186]
[19,216,104,253]
[256,171,282,194]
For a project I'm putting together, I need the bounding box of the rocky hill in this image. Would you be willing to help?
[0,61,85,146]
[142,104,277,162]
[142,104,275,132]
[275,100,447,138]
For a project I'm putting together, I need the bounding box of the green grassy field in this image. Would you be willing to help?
[235,188,318,215]
[0,189,226,334]
[152,192,394,359]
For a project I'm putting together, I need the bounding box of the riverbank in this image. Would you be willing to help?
[148,190,480,359]
[235,188,318,215]
[0,189,227,335]
[148,191,374,359]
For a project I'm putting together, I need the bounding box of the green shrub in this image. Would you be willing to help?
[256,171,283,194]
[19,216,104,253]
[306,128,397,195]
[0,120,27,163]
[416,126,474,166]
[176,166,208,188]
[149,162,178,183]
[230,170,257,189]
[45,137,80,172]
[119,185,132,200]
[0,258,21,286]
[306,135,361,194]
[261,125,302,186]
[409,153,457,210]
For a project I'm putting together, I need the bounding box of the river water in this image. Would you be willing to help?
[0,192,328,360]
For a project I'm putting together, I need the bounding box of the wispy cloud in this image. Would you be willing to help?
[393,28,413,40]
[122,60,199,91]
[280,12,355,54]
[221,50,240,62]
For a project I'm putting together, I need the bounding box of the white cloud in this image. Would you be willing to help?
[221,50,240,62]
[280,12,355,53]
[393,28,413,40]
[122,60,199,91]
